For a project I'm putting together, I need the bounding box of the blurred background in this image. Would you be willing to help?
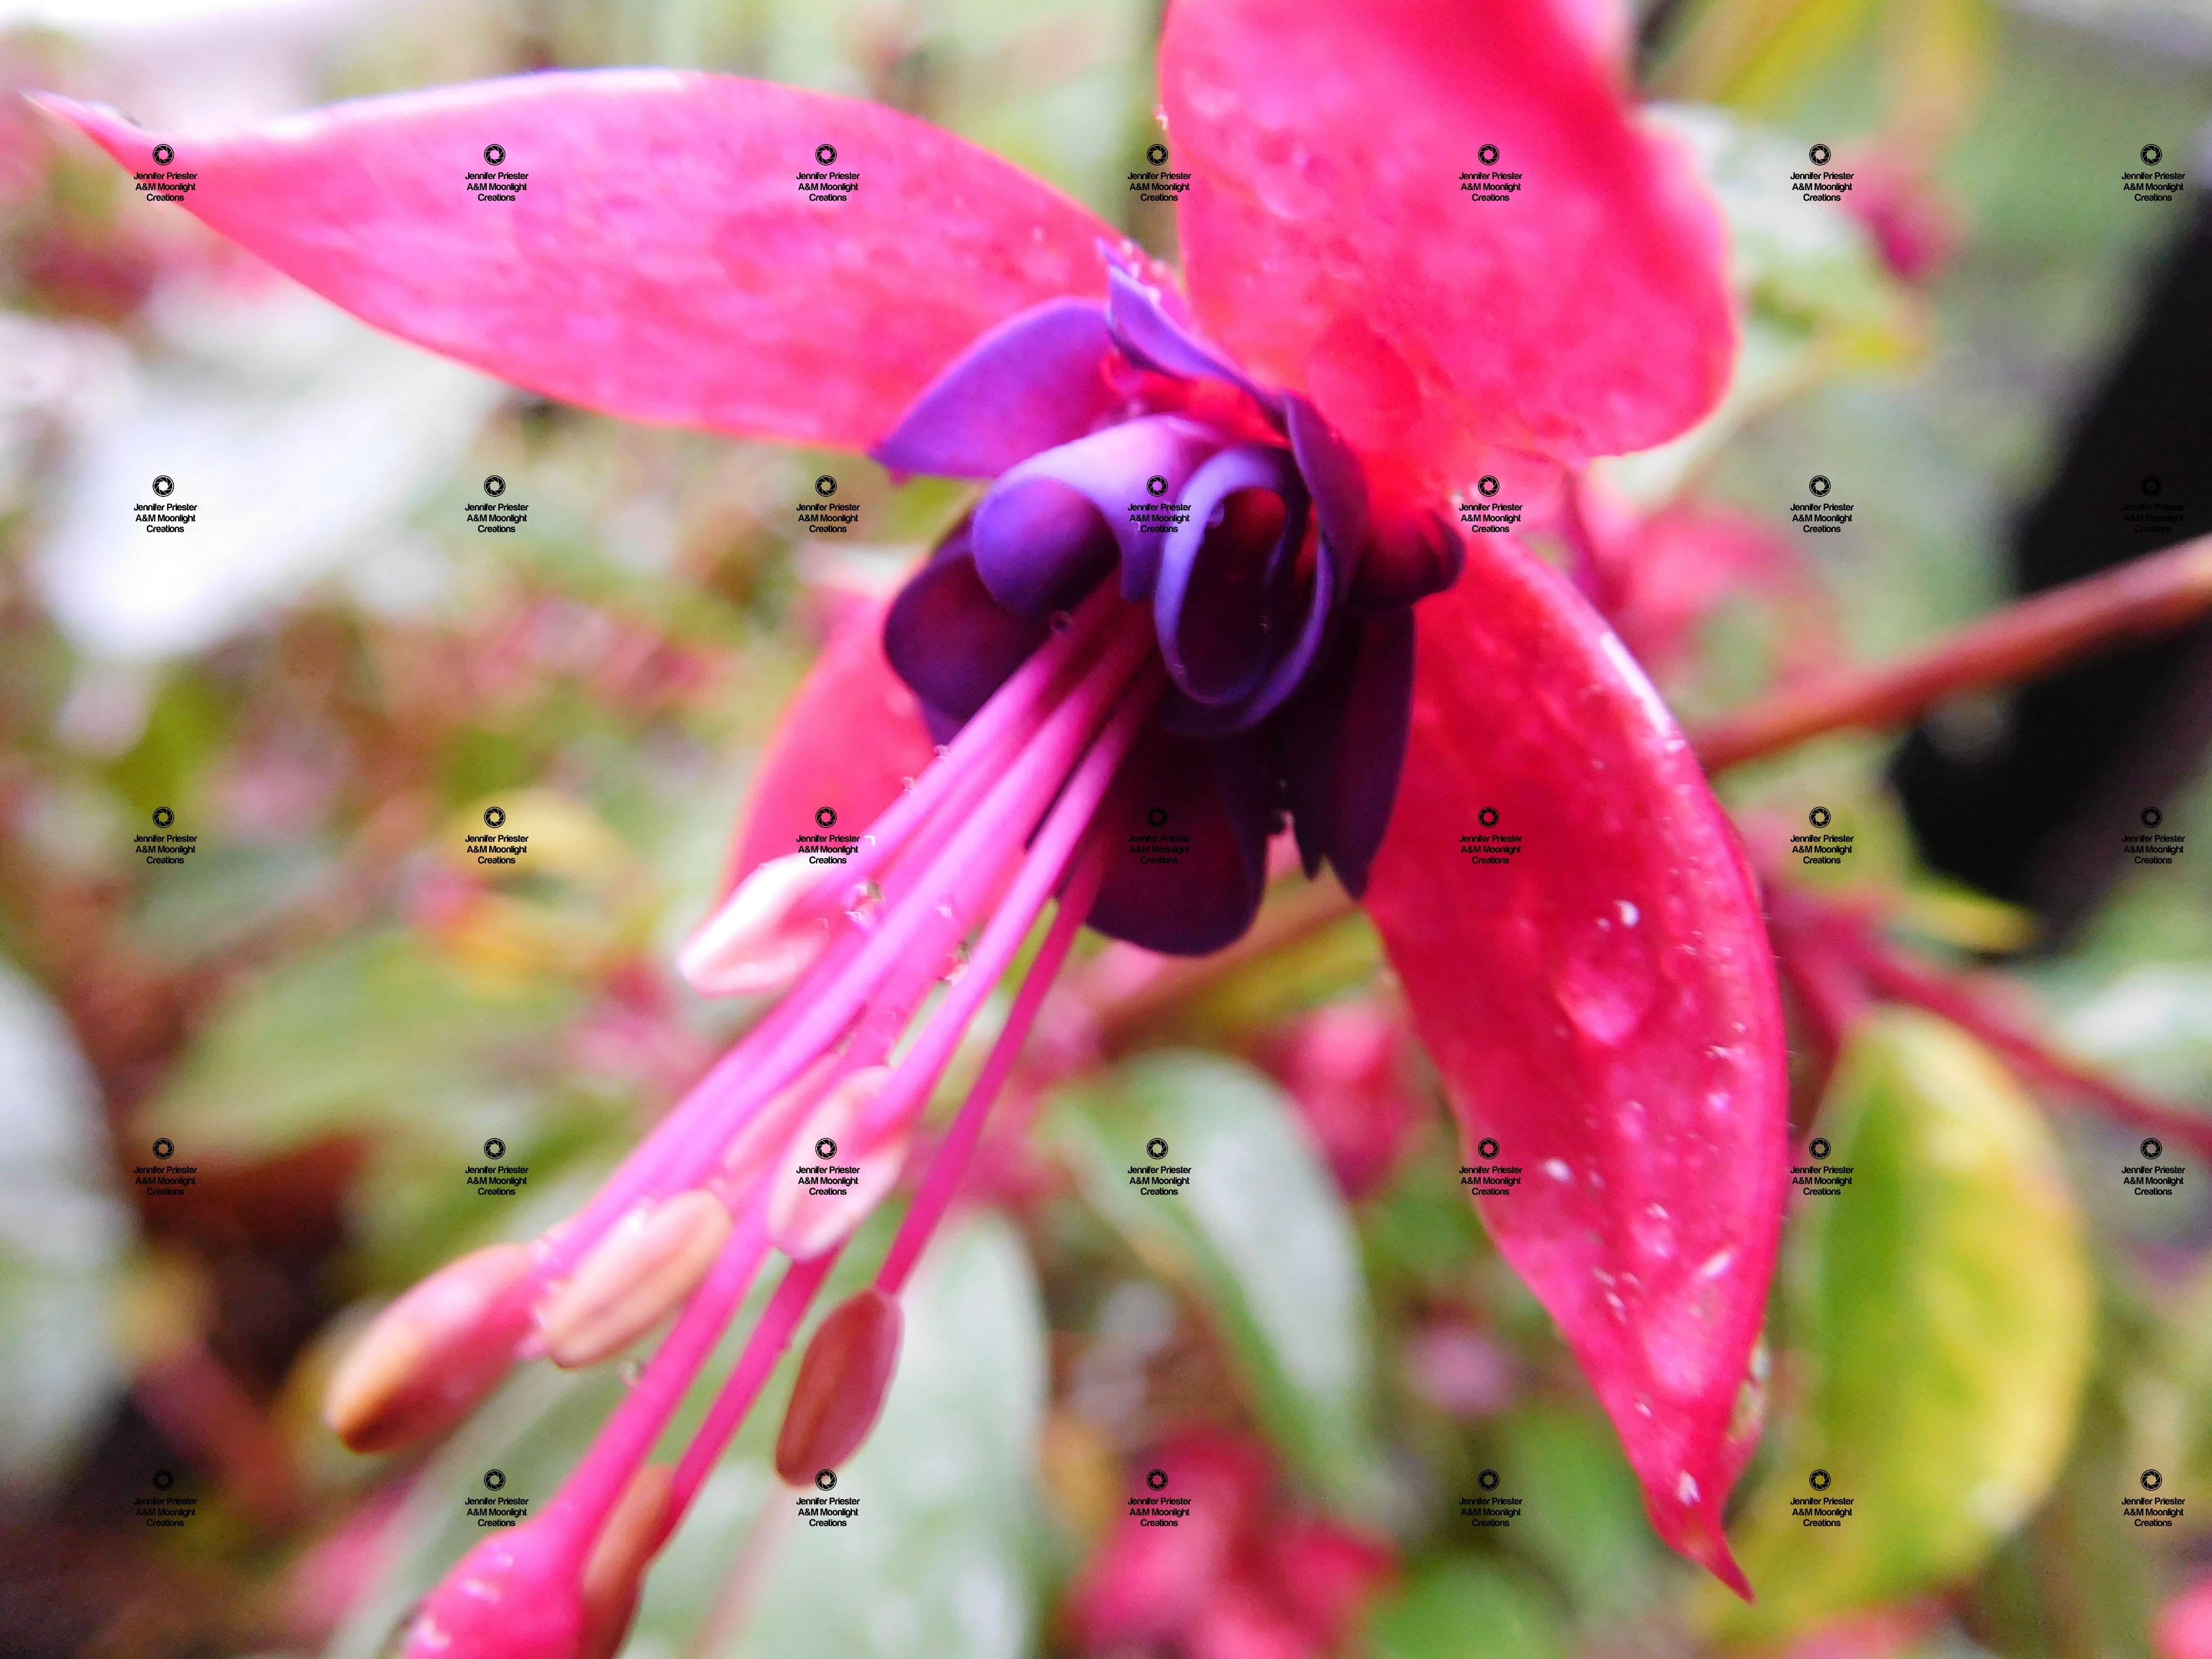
[2,0,2211,1656]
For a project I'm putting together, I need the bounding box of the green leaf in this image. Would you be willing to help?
[144,930,585,1159]
[1712,1009,2093,1641]
[0,960,132,1488]
[324,1214,1048,1659]
[1046,1050,1380,1510]
[1497,1405,1665,1622]
[1365,1559,1565,1659]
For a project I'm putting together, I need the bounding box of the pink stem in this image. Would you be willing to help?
[665,1252,841,1520]
[536,1205,772,1551]
[537,613,1152,1272]
[878,838,1108,1294]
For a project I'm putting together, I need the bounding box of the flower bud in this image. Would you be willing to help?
[677,854,830,997]
[774,1288,904,1486]
[536,1191,733,1369]
[765,1066,910,1261]
[325,1242,534,1454]
[580,1464,673,1659]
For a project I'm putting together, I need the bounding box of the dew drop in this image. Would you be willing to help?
[842,880,883,926]
[1549,913,1658,1047]
[1617,900,1640,927]
[1635,1396,1654,1419]
[619,1360,643,1388]
[933,744,950,758]
[1543,1158,1573,1184]
[1631,1202,1676,1265]
[1677,1471,1700,1507]
[900,776,917,793]
[939,940,970,985]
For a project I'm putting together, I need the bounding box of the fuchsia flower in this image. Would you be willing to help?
[37,0,1789,1641]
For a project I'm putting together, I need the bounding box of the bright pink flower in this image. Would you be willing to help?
[2158,1575,2212,1659]
[35,0,1789,1630]
[1069,1431,1393,1659]
[1261,1000,1423,1200]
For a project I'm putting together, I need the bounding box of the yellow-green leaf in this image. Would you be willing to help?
[1712,1008,2092,1642]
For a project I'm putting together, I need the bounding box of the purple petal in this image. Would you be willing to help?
[1348,503,1466,610]
[1152,443,1308,706]
[871,299,1122,480]
[1105,267,1280,419]
[1279,609,1415,896]
[971,414,1222,615]
[1083,723,1272,955]
[1284,392,1370,569]
[1156,447,1337,738]
[882,539,1049,727]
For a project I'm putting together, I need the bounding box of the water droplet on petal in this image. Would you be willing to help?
[1617,900,1640,927]
[1549,913,1658,1047]
[1543,1158,1573,1184]
[1677,1471,1700,1507]
[933,744,950,758]
[900,776,916,793]
[620,1360,643,1387]
[1631,1202,1676,1265]
[939,941,969,985]
[842,881,883,926]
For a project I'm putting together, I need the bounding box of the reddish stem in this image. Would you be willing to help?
[1692,535,2212,772]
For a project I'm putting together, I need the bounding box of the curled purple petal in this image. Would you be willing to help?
[1284,393,1370,571]
[1085,724,1271,955]
[883,540,1050,729]
[1279,609,1415,897]
[871,299,1122,480]
[1153,443,1309,707]
[1348,503,1467,610]
[972,414,1222,615]
[1106,267,1280,419]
